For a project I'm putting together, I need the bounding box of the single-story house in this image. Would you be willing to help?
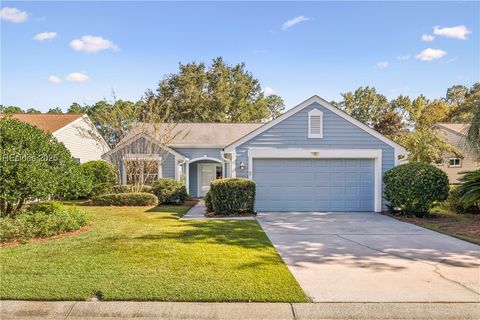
[103,95,408,212]
[432,123,480,183]
[1,113,110,163]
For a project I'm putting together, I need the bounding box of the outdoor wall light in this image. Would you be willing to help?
[239,161,246,170]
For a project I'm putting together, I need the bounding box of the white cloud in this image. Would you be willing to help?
[0,7,28,23]
[34,32,57,41]
[377,61,388,69]
[281,16,311,30]
[69,35,119,53]
[263,87,276,96]
[48,75,61,84]
[66,72,89,82]
[421,34,435,42]
[433,25,471,40]
[416,48,447,61]
[396,54,411,60]
[377,61,389,69]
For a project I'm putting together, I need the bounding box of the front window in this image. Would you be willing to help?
[125,159,159,185]
[448,158,462,168]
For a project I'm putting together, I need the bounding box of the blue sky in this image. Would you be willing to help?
[1,1,479,112]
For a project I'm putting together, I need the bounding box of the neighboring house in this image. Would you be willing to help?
[432,123,480,183]
[2,113,110,163]
[103,95,408,212]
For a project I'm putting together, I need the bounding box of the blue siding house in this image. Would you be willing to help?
[103,96,407,212]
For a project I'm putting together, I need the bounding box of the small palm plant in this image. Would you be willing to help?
[458,169,480,210]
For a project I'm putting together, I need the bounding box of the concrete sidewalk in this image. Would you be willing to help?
[1,301,480,320]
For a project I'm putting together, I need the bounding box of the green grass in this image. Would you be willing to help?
[0,205,307,302]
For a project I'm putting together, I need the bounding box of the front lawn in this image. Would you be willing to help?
[389,207,480,245]
[0,205,307,302]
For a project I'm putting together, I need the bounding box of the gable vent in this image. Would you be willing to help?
[308,109,323,138]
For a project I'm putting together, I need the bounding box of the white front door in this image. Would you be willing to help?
[198,164,217,197]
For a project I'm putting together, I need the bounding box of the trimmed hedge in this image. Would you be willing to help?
[207,178,255,214]
[91,192,158,206]
[384,162,449,215]
[0,201,90,243]
[152,178,188,204]
[90,183,113,198]
[111,185,153,194]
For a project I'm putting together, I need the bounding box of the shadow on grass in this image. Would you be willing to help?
[134,220,272,250]
[146,205,191,219]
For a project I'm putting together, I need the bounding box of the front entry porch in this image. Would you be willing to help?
[184,158,225,198]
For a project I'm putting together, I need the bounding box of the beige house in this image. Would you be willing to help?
[432,123,479,183]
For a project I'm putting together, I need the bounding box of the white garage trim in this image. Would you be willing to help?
[248,148,383,213]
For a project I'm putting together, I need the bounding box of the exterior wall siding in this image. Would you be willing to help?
[234,102,395,209]
[53,118,110,163]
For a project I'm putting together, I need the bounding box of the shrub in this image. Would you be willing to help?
[457,169,480,212]
[90,183,113,198]
[152,178,188,204]
[0,201,89,243]
[91,193,158,206]
[384,162,449,215]
[111,185,153,194]
[81,161,117,186]
[208,178,255,214]
[446,184,480,214]
[0,117,85,215]
[204,191,214,212]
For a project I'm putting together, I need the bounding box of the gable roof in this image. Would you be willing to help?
[124,122,263,148]
[224,95,408,155]
[433,123,469,136]
[0,113,84,133]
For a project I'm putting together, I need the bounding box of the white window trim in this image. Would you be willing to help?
[247,148,383,213]
[308,108,323,138]
[448,157,462,168]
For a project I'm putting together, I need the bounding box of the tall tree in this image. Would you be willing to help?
[464,84,480,160]
[397,129,460,163]
[47,107,63,114]
[265,94,285,120]
[335,86,392,127]
[0,105,23,113]
[147,57,282,123]
[68,102,89,114]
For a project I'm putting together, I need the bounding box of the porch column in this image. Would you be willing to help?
[185,160,190,194]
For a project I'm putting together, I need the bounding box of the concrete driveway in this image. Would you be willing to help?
[256,212,480,302]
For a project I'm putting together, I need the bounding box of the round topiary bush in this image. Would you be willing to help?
[91,193,158,206]
[152,178,188,204]
[80,160,117,186]
[384,162,449,215]
[208,178,255,215]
